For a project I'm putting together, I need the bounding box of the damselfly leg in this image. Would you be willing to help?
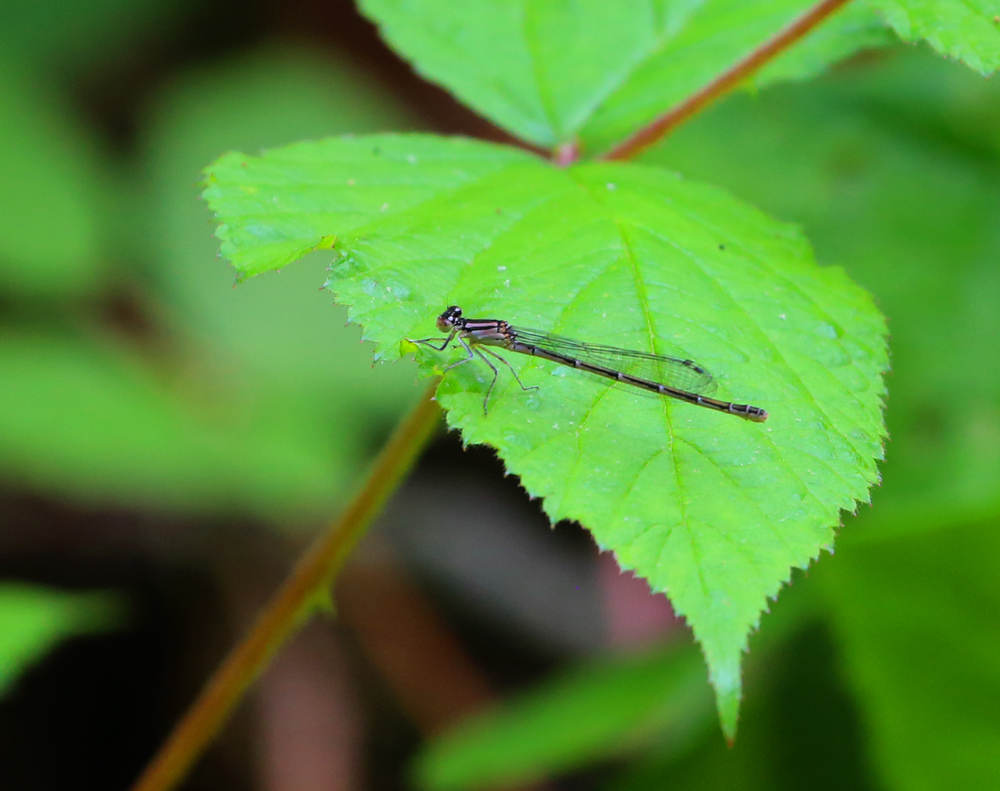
[410,331,537,414]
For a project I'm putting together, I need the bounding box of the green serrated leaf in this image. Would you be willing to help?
[868,0,1000,74]
[646,46,1000,529]
[205,135,534,279]
[205,133,888,731]
[638,43,1000,779]
[359,0,893,153]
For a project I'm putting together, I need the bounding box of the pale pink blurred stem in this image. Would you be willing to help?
[336,539,495,735]
[256,623,361,791]
[598,552,681,648]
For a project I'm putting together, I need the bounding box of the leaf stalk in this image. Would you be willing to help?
[602,0,856,161]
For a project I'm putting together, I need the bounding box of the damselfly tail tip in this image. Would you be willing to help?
[747,407,769,423]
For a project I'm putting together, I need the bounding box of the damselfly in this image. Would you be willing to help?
[410,306,768,422]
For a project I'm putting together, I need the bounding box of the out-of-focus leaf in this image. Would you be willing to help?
[416,565,825,790]
[140,46,421,421]
[607,619,876,791]
[645,46,1000,529]
[820,519,1000,790]
[359,0,893,153]
[0,584,123,695]
[0,331,346,516]
[869,0,1000,75]
[205,132,887,732]
[0,0,185,71]
[416,644,713,791]
[0,61,111,298]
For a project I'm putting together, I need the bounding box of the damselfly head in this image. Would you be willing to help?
[437,305,463,331]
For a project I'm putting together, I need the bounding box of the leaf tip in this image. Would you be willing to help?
[711,655,743,741]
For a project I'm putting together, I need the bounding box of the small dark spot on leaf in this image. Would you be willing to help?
[718,244,725,251]
[496,208,502,214]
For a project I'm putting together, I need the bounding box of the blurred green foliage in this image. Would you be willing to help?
[0,61,112,298]
[1,45,423,517]
[0,584,122,694]
[0,0,185,71]
[416,642,714,790]
[823,518,1000,789]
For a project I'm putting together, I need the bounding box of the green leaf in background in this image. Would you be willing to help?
[205,133,888,732]
[0,331,345,516]
[417,564,824,790]
[869,0,1000,74]
[821,519,1000,791]
[416,643,713,791]
[359,0,892,153]
[140,46,421,419]
[607,620,876,791]
[0,60,112,298]
[0,583,122,695]
[0,0,185,71]
[0,46,429,518]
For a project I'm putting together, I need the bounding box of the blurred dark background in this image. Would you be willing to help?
[2,1,999,790]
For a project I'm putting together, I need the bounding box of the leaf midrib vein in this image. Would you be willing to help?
[647,230,868,495]
[568,168,873,518]
[628,206,872,442]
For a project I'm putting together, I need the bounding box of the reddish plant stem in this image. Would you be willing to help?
[129,384,441,791]
[602,0,856,161]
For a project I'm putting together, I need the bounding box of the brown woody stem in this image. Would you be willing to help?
[602,0,855,161]
[129,384,442,791]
